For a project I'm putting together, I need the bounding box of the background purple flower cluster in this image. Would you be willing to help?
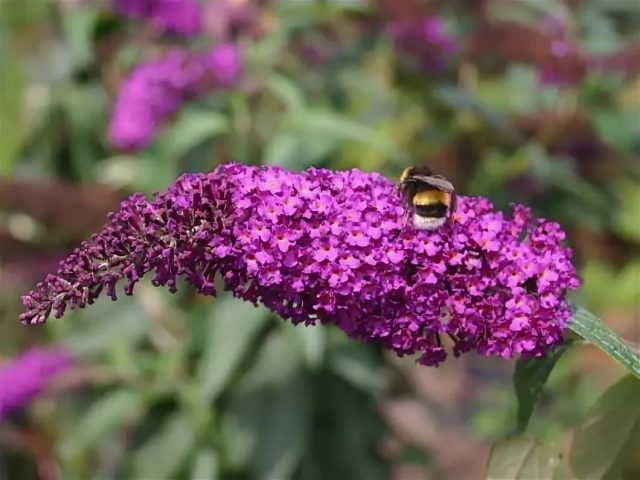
[114,0,203,36]
[537,14,586,86]
[388,16,456,72]
[20,165,579,366]
[0,347,72,419]
[108,44,242,150]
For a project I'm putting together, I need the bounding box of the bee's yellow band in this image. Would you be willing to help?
[413,190,450,206]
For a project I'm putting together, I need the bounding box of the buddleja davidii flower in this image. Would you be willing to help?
[20,164,579,367]
[108,44,242,150]
[0,347,72,419]
[114,0,203,36]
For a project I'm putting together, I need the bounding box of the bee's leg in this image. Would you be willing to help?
[402,208,411,231]
[446,193,457,228]
[394,184,404,201]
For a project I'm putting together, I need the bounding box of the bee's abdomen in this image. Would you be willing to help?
[415,203,448,218]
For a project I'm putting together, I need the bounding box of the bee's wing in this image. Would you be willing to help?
[410,174,455,193]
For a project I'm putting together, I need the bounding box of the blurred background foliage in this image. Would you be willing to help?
[0,0,638,479]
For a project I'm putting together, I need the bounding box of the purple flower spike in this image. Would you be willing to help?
[19,165,579,366]
[0,347,72,419]
[114,0,203,37]
[108,45,242,150]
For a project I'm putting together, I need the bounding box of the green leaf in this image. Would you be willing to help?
[286,108,399,154]
[433,85,513,133]
[195,295,270,403]
[251,374,310,480]
[593,109,638,151]
[0,44,26,173]
[568,306,640,379]
[487,435,561,480]
[62,299,149,356]
[580,261,640,312]
[222,332,307,470]
[613,179,640,242]
[513,341,574,433]
[570,375,640,479]
[190,448,219,480]
[306,375,388,480]
[328,341,382,392]
[266,74,305,112]
[132,413,196,479]
[264,132,306,167]
[164,107,229,160]
[61,8,98,68]
[59,390,145,458]
[63,85,107,181]
[283,322,326,369]
[264,131,335,169]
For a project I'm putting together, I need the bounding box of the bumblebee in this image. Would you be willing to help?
[398,166,456,230]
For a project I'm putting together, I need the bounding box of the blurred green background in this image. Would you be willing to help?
[0,0,638,478]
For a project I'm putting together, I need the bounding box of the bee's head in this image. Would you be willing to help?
[400,166,434,184]
[399,167,414,185]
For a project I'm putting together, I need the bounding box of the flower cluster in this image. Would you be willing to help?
[108,44,242,150]
[19,165,579,365]
[538,15,587,86]
[114,0,203,37]
[388,16,457,71]
[0,347,72,419]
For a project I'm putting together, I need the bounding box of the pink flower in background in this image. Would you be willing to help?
[108,44,242,150]
[20,165,579,366]
[0,347,72,419]
[114,0,202,36]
